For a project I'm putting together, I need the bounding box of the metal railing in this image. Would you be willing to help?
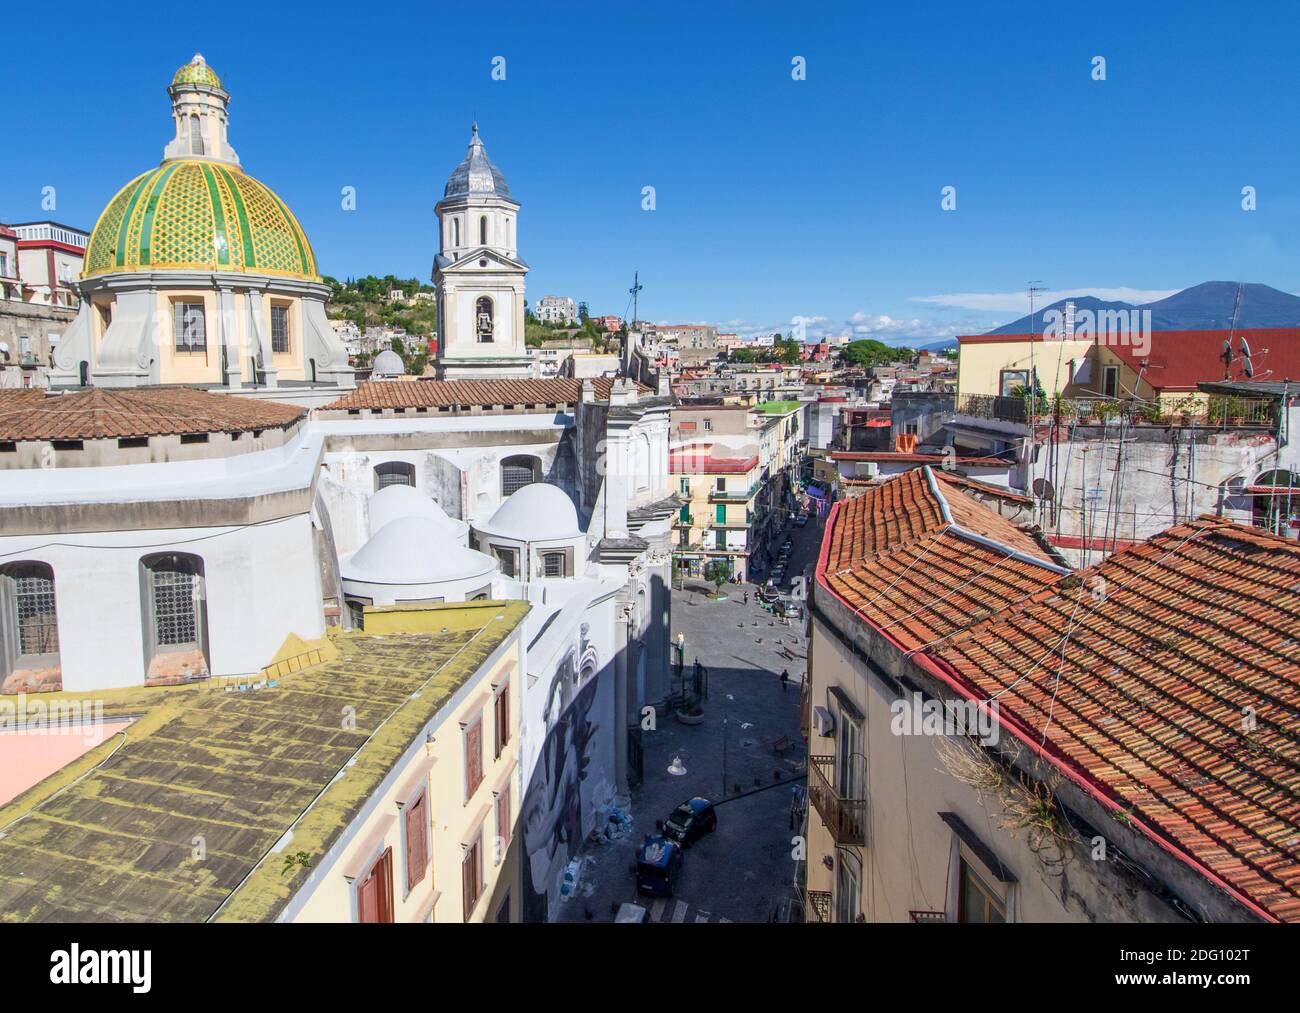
[954,393,1027,424]
[807,755,867,846]
[807,890,832,923]
[910,910,948,924]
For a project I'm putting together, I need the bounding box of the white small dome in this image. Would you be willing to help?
[480,483,581,541]
[368,484,469,542]
[344,517,496,585]
[372,349,405,377]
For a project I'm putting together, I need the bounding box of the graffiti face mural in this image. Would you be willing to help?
[521,650,613,921]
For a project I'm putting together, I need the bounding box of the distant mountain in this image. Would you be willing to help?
[986,282,1300,334]
[914,337,961,352]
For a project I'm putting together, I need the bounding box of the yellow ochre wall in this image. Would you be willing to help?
[287,615,523,924]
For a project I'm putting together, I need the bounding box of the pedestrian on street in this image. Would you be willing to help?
[780,668,790,693]
[744,590,749,605]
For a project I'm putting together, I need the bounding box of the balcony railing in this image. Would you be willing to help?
[709,483,760,503]
[954,393,1027,424]
[807,755,867,846]
[910,910,948,924]
[807,890,832,923]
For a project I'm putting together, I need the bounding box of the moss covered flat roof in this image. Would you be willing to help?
[0,600,528,923]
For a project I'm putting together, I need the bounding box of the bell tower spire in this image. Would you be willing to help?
[432,124,530,380]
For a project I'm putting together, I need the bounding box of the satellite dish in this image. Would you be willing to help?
[1222,340,1233,363]
[1239,338,1252,359]
[1244,357,1255,378]
[1032,478,1055,501]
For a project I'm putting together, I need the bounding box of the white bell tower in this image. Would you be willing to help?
[433,125,531,379]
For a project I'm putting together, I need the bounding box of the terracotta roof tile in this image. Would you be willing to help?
[929,517,1300,922]
[0,387,305,442]
[321,377,647,411]
[817,468,1063,652]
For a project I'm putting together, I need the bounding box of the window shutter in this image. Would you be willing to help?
[495,688,509,758]
[466,719,483,798]
[405,793,429,892]
[358,846,394,923]
[462,838,481,920]
[496,783,512,848]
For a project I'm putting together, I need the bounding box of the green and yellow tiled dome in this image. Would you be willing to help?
[172,56,223,90]
[83,161,318,281]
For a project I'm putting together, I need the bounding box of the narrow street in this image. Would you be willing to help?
[556,511,824,923]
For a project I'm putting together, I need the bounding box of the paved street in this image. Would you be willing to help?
[556,512,824,923]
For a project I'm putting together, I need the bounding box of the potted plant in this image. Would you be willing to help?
[1138,402,1165,425]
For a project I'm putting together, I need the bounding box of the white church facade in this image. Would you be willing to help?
[0,56,679,923]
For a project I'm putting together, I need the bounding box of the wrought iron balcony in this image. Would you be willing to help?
[807,755,867,846]
[910,910,948,923]
[807,890,832,923]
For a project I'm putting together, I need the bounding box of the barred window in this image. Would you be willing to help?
[4,562,59,656]
[271,305,290,354]
[174,301,206,352]
[374,461,415,490]
[145,554,203,648]
[500,455,539,497]
[542,552,564,578]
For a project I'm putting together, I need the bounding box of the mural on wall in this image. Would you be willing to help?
[520,646,615,922]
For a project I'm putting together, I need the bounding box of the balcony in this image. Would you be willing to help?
[954,393,1027,424]
[807,755,867,846]
[909,910,948,923]
[708,483,759,503]
[807,890,832,923]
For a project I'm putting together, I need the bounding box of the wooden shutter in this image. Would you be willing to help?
[462,837,481,920]
[494,687,510,758]
[465,719,483,798]
[496,783,512,848]
[358,847,394,923]
[405,793,429,892]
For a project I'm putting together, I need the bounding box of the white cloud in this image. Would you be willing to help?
[909,287,1180,314]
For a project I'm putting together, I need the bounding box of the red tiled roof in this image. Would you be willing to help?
[817,468,1064,652]
[321,377,645,411]
[0,387,305,441]
[1108,328,1300,391]
[929,518,1300,923]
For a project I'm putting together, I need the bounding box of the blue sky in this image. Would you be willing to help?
[4,0,1299,342]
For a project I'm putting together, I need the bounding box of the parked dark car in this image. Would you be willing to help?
[794,513,809,527]
[635,836,683,897]
[662,797,718,847]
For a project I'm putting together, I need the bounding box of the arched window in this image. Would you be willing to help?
[374,461,416,490]
[500,455,540,497]
[452,217,460,247]
[475,296,494,342]
[0,562,60,677]
[541,551,566,578]
[1251,469,1300,530]
[140,553,209,682]
[480,215,488,245]
[189,114,204,156]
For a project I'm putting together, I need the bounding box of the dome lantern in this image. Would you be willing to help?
[164,54,240,167]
